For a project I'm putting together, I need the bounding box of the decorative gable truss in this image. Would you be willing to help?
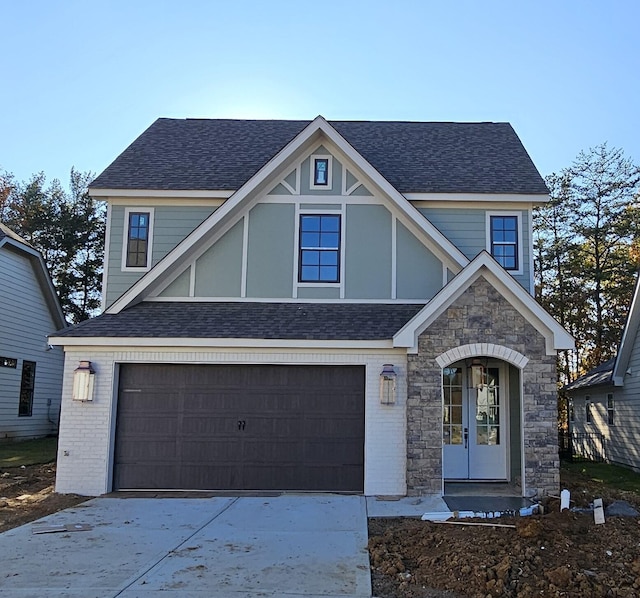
[107,117,470,313]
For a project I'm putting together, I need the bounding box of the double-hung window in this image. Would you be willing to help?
[489,215,519,270]
[123,209,154,270]
[607,393,615,425]
[299,214,341,283]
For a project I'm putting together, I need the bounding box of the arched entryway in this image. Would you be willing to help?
[437,345,527,484]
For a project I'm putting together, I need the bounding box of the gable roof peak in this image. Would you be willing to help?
[89,117,548,195]
[0,222,31,247]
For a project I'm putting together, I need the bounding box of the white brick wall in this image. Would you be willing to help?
[56,347,408,497]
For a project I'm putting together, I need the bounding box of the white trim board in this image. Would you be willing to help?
[106,116,470,314]
[393,251,574,355]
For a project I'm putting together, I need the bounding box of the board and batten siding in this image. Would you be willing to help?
[56,347,409,497]
[0,248,64,440]
[151,200,446,301]
[105,205,217,307]
[418,207,532,292]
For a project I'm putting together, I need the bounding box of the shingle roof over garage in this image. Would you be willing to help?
[90,118,548,195]
[52,302,426,340]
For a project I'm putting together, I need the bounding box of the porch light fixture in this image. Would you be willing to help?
[469,358,486,389]
[72,360,95,402]
[380,364,397,405]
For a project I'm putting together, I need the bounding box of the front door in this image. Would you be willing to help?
[442,363,508,480]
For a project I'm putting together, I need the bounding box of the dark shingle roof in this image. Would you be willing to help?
[90,118,548,194]
[563,358,616,391]
[52,302,425,340]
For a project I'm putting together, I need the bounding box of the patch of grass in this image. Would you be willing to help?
[562,460,640,494]
[0,437,58,467]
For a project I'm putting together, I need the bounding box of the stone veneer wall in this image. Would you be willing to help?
[406,275,559,498]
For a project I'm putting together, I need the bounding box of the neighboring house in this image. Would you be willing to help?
[564,274,640,471]
[0,224,67,441]
[50,116,573,498]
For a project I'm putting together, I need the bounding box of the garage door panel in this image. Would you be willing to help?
[115,439,177,461]
[181,416,237,436]
[181,439,242,461]
[115,463,180,490]
[114,364,364,491]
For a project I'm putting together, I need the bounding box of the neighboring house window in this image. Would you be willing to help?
[569,399,574,422]
[18,361,36,417]
[310,155,332,190]
[585,396,592,423]
[299,214,341,283]
[607,393,614,425]
[122,208,154,270]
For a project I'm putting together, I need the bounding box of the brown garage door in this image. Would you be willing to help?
[113,364,365,492]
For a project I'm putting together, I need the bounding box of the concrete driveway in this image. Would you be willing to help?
[0,495,371,597]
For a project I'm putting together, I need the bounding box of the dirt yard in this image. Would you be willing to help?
[2,462,640,596]
[369,472,640,597]
[0,463,86,533]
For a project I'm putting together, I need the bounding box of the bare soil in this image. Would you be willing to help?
[2,463,640,596]
[0,462,86,533]
[369,472,640,597]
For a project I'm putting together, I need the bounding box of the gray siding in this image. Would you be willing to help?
[345,205,392,299]
[106,205,217,307]
[297,287,341,299]
[158,268,191,297]
[419,208,485,263]
[0,248,64,440]
[194,219,244,297]
[418,208,532,292]
[396,221,443,299]
[246,203,295,297]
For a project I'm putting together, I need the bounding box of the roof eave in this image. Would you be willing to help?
[393,251,575,355]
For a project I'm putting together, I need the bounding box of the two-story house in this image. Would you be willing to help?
[50,117,573,498]
[1,224,66,441]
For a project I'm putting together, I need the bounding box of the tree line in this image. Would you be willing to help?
[533,144,640,383]
[0,168,104,324]
[2,144,639,379]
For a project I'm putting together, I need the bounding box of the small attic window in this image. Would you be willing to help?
[310,155,332,190]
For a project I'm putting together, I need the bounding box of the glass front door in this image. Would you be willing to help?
[442,363,508,480]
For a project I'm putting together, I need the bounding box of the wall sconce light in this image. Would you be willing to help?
[469,358,486,389]
[380,364,397,405]
[72,360,95,401]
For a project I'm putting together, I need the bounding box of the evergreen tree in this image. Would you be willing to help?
[1,169,105,323]
[534,144,640,380]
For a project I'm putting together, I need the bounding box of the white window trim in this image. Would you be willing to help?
[294,206,344,294]
[486,211,523,275]
[121,207,155,272]
[309,154,333,191]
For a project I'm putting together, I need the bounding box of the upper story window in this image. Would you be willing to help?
[299,214,341,283]
[489,215,519,270]
[122,208,154,271]
[310,155,332,190]
[18,360,36,417]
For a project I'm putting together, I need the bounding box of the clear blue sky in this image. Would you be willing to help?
[2,0,639,187]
